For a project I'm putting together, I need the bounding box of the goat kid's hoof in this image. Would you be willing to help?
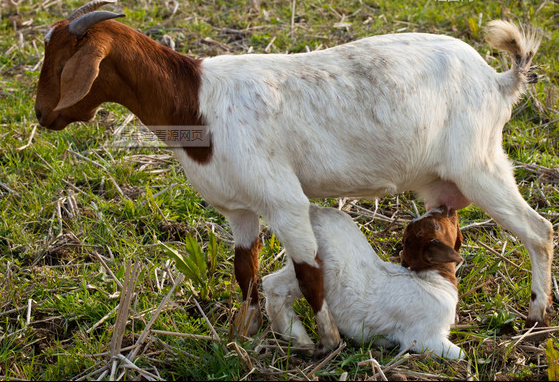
[525,317,549,329]
[246,311,263,337]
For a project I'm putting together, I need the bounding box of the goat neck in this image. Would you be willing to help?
[93,21,204,127]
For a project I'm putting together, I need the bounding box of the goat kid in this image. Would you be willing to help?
[263,205,465,359]
[34,0,554,356]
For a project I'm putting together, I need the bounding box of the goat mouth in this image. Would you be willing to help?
[40,114,70,131]
[46,123,67,131]
[44,111,97,131]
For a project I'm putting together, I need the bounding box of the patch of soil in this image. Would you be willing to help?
[157,220,192,242]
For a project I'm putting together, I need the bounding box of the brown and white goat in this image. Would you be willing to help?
[34,1,554,356]
[263,205,464,359]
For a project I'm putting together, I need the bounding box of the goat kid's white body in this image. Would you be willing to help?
[263,205,464,359]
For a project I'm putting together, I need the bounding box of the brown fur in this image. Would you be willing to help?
[293,256,325,313]
[35,19,212,164]
[234,237,262,306]
[401,206,463,287]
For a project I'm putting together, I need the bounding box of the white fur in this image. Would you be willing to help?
[263,205,464,359]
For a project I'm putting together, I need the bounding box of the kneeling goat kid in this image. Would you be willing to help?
[263,205,465,359]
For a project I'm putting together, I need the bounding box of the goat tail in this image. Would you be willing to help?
[485,20,542,99]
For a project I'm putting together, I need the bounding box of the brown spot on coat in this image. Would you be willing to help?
[293,256,325,313]
[183,130,213,164]
[234,238,261,306]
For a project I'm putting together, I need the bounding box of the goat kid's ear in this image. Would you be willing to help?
[454,225,464,252]
[426,240,464,265]
[398,250,410,268]
[54,45,106,111]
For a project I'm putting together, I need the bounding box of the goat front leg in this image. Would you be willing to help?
[262,260,314,355]
[454,160,554,327]
[267,204,341,357]
[227,209,263,336]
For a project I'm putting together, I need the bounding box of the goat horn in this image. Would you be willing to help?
[67,0,117,21]
[69,11,125,37]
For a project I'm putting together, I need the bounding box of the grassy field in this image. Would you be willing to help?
[1,0,558,380]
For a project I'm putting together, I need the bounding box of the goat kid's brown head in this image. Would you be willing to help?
[400,206,464,272]
[34,0,124,130]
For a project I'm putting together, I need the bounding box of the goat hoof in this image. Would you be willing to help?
[296,344,315,358]
[525,317,549,328]
[233,305,262,338]
[524,318,550,343]
[314,340,341,360]
[313,344,331,360]
[246,310,263,337]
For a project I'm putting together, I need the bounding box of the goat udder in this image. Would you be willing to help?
[426,181,471,211]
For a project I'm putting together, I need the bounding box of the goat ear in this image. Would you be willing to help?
[426,240,464,264]
[54,45,106,111]
[454,225,463,252]
[399,250,410,268]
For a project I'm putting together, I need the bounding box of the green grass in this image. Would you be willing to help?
[1,0,558,380]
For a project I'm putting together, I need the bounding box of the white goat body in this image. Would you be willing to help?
[263,205,464,359]
[192,32,517,209]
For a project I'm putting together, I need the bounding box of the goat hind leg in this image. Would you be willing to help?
[455,163,554,326]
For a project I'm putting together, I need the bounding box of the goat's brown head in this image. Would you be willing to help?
[400,206,464,275]
[34,0,124,130]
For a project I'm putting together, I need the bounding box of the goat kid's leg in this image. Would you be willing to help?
[262,262,314,355]
[455,162,554,326]
[268,206,341,357]
[227,210,263,336]
[418,338,465,360]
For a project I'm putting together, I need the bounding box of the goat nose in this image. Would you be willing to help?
[35,109,43,124]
